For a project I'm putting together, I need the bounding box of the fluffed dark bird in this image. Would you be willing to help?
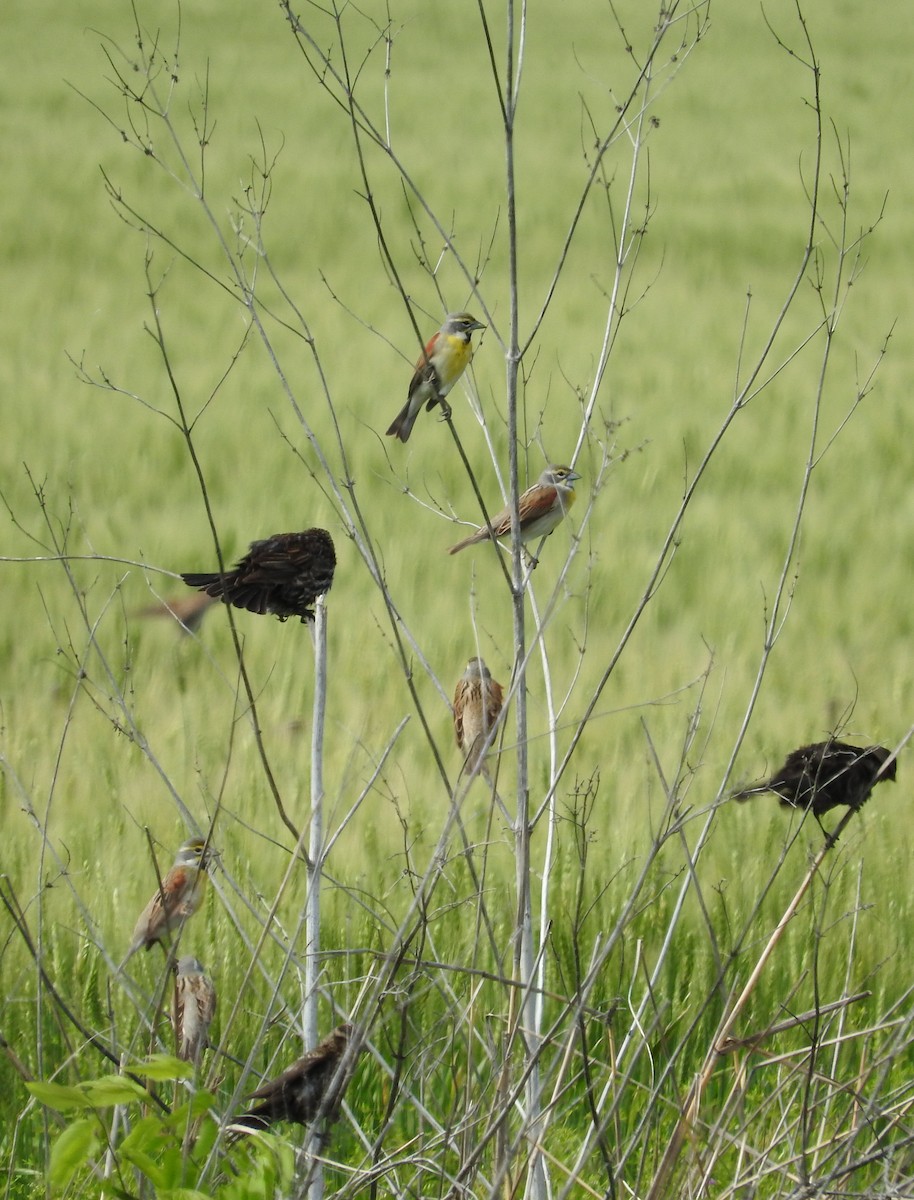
[182,529,336,624]
[233,1023,355,1133]
[733,741,896,817]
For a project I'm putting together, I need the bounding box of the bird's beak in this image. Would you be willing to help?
[471,320,486,331]
[568,470,582,482]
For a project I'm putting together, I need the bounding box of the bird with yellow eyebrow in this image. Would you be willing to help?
[448,465,581,556]
[121,838,213,965]
[387,312,485,442]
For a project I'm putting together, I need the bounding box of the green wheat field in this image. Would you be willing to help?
[3,0,914,1196]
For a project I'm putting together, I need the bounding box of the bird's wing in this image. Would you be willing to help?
[407,343,436,401]
[201,980,217,1024]
[453,680,468,749]
[485,679,505,729]
[518,485,559,524]
[246,1073,284,1102]
[172,979,187,1038]
[484,501,515,538]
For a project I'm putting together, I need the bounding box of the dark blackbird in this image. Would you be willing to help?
[182,529,336,624]
[734,741,896,816]
[234,1023,355,1133]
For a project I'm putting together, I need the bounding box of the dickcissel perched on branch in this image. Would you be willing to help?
[453,657,505,782]
[448,464,581,556]
[172,955,217,1065]
[386,312,485,442]
[182,528,336,624]
[733,741,896,817]
[121,838,212,965]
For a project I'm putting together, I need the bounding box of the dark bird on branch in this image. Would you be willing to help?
[233,1023,355,1133]
[182,529,336,624]
[733,741,896,817]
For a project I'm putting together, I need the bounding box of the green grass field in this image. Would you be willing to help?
[3,0,914,1196]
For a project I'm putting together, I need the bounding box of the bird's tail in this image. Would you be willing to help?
[448,527,493,556]
[386,404,415,442]
[181,572,221,590]
[229,1110,271,1136]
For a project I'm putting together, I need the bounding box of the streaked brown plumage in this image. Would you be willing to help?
[734,741,896,817]
[135,592,217,634]
[182,529,336,624]
[453,657,504,780]
[172,955,217,1065]
[234,1023,355,1133]
[121,838,212,966]
[448,465,580,555]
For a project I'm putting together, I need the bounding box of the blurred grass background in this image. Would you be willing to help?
[2,0,914,1189]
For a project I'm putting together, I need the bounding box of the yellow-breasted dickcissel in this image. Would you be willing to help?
[448,465,581,555]
[172,954,217,1065]
[122,837,212,964]
[453,657,505,781]
[386,312,485,442]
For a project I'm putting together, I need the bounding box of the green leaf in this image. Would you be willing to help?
[82,1075,149,1106]
[157,1145,187,1190]
[184,1105,219,1159]
[223,1135,295,1200]
[120,1144,168,1189]
[118,1112,173,1187]
[126,1053,195,1081]
[119,1113,168,1158]
[26,1081,92,1112]
[49,1117,98,1190]
[183,1089,219,1119]
[167,1094,220,1146]
[159,1190,212,1200]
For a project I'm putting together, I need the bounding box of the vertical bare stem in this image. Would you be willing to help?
[304,594,328,1200]
[499,2,545,1194]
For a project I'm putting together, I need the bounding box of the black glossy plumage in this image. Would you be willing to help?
[234,1023,354,1133]
[734,741,896,817]
[182,529,336,624]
